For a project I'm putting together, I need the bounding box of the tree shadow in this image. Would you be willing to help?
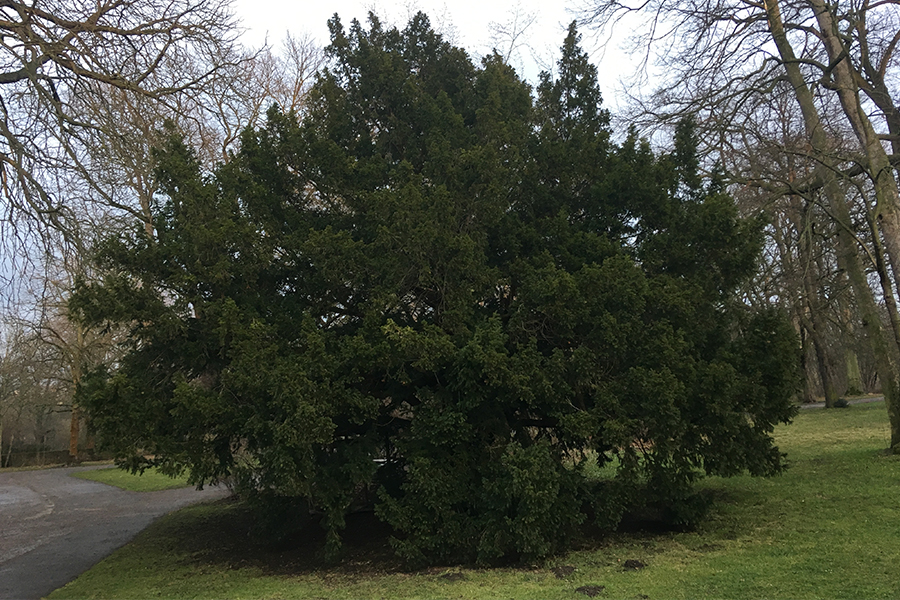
[162,498,403,576]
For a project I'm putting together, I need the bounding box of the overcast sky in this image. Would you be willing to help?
[231,0,637,110]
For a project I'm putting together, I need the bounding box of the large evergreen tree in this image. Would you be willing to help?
[73,15,798,565]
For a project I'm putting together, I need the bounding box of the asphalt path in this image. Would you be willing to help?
[0,465,229,600]
[798,395,884,409]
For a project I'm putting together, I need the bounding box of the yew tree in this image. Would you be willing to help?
[73,15,798,564]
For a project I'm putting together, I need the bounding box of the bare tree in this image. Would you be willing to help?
[0,318,66,466]
[0,0,241,250]
[731,91,853,406]
[0,2,325,314]
[802,0,900,304]
[487,4,540,68]
[64,31,324,239]
[0,322,29,465]
[32,257,121,460]
[0,3,326,460]
[580,0,900,450]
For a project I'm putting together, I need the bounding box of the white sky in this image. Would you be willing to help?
[231,0,638,111]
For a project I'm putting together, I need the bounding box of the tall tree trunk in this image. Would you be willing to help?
[797,198,840,406]
[835,252,870,396]
[801,270,840,407]
[68,331,83,461]
[5,430,14,467]
[846,349,864,395]
[68,406,80,462]
[767,0,900,450]
[855,4,900,165]
[808,0,900,305]
[799,326,819,404]
[835,260,867,395]
[866,212,900,358]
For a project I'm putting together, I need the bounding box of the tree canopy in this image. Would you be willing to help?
[73,14,798,565]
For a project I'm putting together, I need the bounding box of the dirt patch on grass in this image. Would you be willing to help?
[552,565,576,578]
[576,584,605,597]
[623,559,645,570]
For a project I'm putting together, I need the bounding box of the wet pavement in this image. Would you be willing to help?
[0,465,228,600]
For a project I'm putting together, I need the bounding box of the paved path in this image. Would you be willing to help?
[798,395,885,409]
[0,465,229,600]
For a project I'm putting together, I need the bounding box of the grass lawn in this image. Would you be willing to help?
[70,466,191,492]
[49,402,899,599]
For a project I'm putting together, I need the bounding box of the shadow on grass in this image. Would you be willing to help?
[155,486,757,578]
[161,498,403,577]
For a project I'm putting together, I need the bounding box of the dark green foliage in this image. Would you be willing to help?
[72,15,798,566]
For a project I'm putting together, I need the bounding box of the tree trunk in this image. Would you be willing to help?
[855,22,900,182]
[5,430,14,468]
[802,282,840,407]
[846,349,864,395]
[68,405,80,462]
[813,337,839,406]
[799,323,818,404]
[797,199,840,407]
[836,264,866,396]
[68,341,82,461]
[808,0,900,304]
[767,0,900,450]
[866,213,900,359]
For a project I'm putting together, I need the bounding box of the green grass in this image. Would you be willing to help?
[50,402,900,599]
[71,466,191,492]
